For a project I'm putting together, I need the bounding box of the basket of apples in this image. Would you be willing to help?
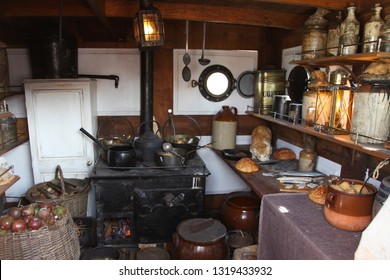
[0,202,80,260]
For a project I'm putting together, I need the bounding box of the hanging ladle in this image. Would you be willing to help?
[182,20,191,82]
[198,21,210,66]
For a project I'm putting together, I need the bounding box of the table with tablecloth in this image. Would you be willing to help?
[257,193,362,260]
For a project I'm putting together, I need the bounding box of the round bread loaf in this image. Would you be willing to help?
[235,158,259,173]
[272,148,296,160]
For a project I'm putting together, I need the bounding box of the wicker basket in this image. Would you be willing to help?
[0,207,80,260]
[25,165,90,217]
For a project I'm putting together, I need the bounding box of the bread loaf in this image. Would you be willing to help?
[235,158,260,173]
[308,185,327,205]
[272,148,296,160]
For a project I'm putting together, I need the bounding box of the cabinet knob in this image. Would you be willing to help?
[87,160,92,166]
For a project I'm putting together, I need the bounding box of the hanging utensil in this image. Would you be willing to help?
[198,21,210,66]
[182,20,191,81]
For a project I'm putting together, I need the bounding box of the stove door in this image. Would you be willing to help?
[134,187,204,243]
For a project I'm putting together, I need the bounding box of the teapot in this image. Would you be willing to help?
[134,121,163,163]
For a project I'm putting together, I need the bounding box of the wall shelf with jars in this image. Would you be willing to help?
[245,108,390,161]
[289,51,390,68]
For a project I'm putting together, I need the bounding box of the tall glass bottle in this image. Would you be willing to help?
[301,8,329,59]
[379,15,390,52]
[362,3,384,53]
[326,11,343,56]
[339,4,360,55]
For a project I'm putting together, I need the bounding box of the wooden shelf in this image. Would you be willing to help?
[0,175,20,196]
[246,111,390,161]
[0,133,29,156]
[290,52,390,67]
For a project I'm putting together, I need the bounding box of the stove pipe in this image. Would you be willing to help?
[139,0,154,134]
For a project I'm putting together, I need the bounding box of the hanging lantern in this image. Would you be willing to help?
[133,6,165,49]
[314,86,353,134]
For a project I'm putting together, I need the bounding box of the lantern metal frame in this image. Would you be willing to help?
[314,85,353,134]
[133,6,165,49]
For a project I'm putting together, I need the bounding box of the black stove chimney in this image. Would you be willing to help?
[139,0,154,134]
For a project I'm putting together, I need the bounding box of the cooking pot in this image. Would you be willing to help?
[79,127,136,168]
[324,178,377,231]
[155,148,188,171]
[97,117,134,162]
[134,121,163,163]
[163,114,202,159]
[173,218,229,260]
[107,145,136,168]
[164,134,200,159]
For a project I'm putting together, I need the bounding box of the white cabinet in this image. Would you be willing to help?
[24,79,97,183]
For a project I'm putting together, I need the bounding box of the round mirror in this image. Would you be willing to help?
[197,65,235,102]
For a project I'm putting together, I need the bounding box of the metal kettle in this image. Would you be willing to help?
[134,121,163,163]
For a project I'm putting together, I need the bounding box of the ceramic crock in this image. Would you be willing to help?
[173,218,229,260]
[221,191,261,239]
[324,179,377,231]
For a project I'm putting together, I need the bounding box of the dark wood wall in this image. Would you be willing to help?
[98,20,277,137]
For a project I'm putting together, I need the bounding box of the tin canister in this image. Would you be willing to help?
[253,69,286,115]
[288,103,302,124]
[272,95,290,119]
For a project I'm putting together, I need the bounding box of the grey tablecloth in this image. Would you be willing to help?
[257,193,362,260]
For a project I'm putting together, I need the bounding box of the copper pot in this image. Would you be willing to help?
[173,218,229,260]
[221,191,261,239]
[324,179,377,231]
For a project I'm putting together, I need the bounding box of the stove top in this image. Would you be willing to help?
[90,154,210,179]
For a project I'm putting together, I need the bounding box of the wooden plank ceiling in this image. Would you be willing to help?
[0,0,384,45]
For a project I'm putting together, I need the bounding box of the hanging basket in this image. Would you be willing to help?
[24,165,90,217]
[0,204,80,260]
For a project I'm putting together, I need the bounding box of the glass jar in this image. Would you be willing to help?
[301,8,329,59]
[379,15,390,52]
[301,89,317,125]
[0,111,17,145]
[326,11,343,56]
[305,102,316,127]
[299,147,317,171]
[362,4,384,53]
[339,4,360,55]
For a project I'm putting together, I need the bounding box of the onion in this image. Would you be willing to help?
[37,208,51,220]
[38,202,54,211]
[11,219,27,233]
[21,204,35,217]
[23,215,34,224]
[7,207,22,219]
[28,218,43,230]
[54,206,66,219]
[0,216,14,230]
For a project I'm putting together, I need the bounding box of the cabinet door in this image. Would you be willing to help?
[24,79,97,183]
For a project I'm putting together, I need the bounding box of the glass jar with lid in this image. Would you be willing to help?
[339,4,360,55]
[301,8,329,59]
[379,15,390,52]
[362,3,384,53]
[326,11,343,56]
[0,101,17,145]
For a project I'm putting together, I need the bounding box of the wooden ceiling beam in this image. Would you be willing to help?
[247,0,354,11]
[155,2,306,29]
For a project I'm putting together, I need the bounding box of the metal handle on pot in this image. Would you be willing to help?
[79,127,107,150]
